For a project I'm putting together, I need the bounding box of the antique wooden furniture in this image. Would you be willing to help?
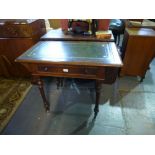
[16,41,122,115]
[109,19,125,45]
[120,28,155,81]
[0,19,46,77]
[40,29,114,42]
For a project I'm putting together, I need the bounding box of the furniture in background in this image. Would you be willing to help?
[120,28,155,82]
[128,19,144,23]
[109,19,125,46]
[40,29,114,42]
[97,19,110,31]
[48,19,61,29]
[16,41,122,115]
[0,19,46,77]
[125,19,155,30]
[109,19,145,47]
[48,19,110,34]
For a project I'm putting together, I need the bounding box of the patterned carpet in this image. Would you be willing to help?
[0,77,31,133]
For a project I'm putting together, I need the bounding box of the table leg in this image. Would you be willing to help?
[56,77,64,89]
[94,80,102,115]
[56,77,61,89]
[31,76,50,112]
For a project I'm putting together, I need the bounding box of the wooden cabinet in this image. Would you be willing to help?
[0,19,46,77]
[120,28,155,80]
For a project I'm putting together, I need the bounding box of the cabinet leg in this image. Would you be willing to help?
[31,76,50,112]
[140,76,145,83]
[94,80,102,117]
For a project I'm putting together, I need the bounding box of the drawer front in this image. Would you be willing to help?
[36,65,104,79]
[38,65,96,75]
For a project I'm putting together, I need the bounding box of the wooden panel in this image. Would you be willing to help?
[0,38,35,77]
[30,19,47,41]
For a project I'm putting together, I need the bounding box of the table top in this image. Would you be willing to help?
[127,19,155,29]
[126,28,155,37]
[40,29,114,42]
[16,41,122,67]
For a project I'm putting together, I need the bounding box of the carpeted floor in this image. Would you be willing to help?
[0,77,31,133]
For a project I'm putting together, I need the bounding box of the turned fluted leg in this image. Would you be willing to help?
[31,76,50,112]
[94,80,102,116]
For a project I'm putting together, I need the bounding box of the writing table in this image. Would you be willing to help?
[16,41,122,115]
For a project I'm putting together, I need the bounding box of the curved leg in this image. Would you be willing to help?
[31,76,50,112]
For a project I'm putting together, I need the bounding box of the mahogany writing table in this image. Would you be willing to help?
[40,29,114,42]
[16,41,122,115]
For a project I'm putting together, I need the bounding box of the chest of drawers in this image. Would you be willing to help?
[0,19,46,77]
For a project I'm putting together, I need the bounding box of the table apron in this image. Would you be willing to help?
[36,64,105,80]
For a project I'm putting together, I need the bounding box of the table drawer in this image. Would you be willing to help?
[37,65,98,76]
